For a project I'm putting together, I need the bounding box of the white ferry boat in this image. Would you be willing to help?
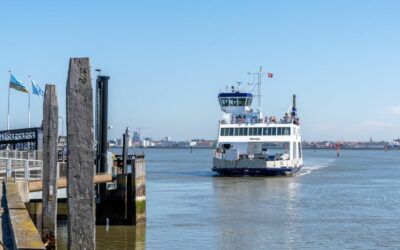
[212,68,303,176]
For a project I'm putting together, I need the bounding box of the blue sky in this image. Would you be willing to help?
[1,1,399,141]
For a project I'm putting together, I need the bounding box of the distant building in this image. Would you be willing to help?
[132,131,140,142]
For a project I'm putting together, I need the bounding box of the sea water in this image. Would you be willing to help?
[55,148,400,249]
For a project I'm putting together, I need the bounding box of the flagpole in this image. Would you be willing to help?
[7,71,12,130]
[28,75,31,128]
[7,84,10,130]
[28,91,31,128]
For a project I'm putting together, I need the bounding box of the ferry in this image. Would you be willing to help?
[212,68,303,176]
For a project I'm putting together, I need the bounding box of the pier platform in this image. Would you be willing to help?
[1,181,45,249]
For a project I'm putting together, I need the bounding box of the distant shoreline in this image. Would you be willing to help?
[109,146,399,151]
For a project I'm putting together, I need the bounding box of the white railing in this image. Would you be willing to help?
[0,150,42,160]
[0,156,43,181]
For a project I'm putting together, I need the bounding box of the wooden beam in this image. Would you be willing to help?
[28,174,113,192]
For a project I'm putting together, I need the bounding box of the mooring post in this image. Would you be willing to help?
[42,84,59,249]
[66,58,95,250]
[122,127,129,174]
[131,156,146,224]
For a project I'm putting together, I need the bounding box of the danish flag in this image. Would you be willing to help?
[267,73,273,78]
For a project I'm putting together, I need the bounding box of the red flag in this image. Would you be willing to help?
[267,73,273,78]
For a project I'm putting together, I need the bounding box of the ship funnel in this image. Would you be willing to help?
[292,94,296,109]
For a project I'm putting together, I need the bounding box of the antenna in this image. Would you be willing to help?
[258,66,262,111]
[248,66,266,112]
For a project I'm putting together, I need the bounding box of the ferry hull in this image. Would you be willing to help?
[212,157,303,176]
[212,166,302,176]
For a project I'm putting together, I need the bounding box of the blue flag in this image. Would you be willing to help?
[31,80,44,97]
[9,73,29,93]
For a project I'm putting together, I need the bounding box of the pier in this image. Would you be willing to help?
[0,57,146,249]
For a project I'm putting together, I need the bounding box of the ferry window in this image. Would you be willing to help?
[246,98,252,106]
[271,127,276,135]
[257,128,262,135]
[298,142,302,158]
[283,127,290,135]
[220,128,224,136]
[239,128,243,136]
[233,98,238,106]
[224,128,230,136]
[263,128,268,135]
[249,128,254,136]
[238,98,246,106]
[234,128,239,136]
[277,127,282,135]
[230,128,234,136]
[243,128,248,136]
[220,98,229,107]
[229,98,238,106]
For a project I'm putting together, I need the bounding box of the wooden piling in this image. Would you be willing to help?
[42,84,59,249]
[132,156,146,224]
[66,58,95,250]
[122,128,129,174]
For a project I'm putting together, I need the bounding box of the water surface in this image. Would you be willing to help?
[56,148,400,249]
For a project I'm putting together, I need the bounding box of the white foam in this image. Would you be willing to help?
[297,159,335,176]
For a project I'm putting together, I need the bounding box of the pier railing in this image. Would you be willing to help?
[0,156,44,181]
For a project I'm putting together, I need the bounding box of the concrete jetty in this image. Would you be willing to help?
[3,181,45,249]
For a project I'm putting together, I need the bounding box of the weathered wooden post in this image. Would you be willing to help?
[131,156,146,224]
[66,58,95,250]
[42,84,59,249]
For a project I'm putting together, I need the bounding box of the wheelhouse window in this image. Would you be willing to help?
[229,128,234,136]
[232,98,238,106]
[246,98,252,106]
[277,127,282,135]
[238,98,246,106]
[234,128,239,136]
[220,98,229,107]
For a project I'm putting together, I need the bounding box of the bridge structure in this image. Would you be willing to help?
[0,127,43,151]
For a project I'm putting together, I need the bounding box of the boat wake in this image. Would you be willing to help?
[297,159,335,176]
